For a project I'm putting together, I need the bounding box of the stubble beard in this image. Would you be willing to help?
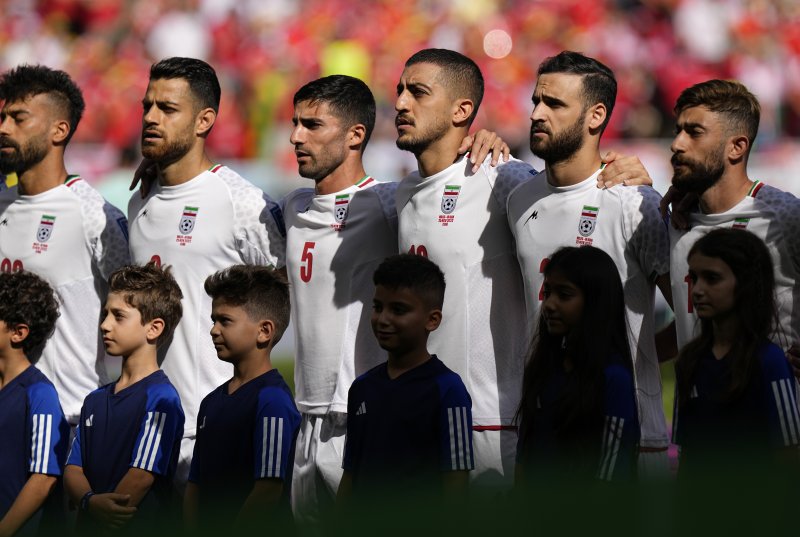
[141,130,195,166]
[395,114,451,156]
[530,114,586,166]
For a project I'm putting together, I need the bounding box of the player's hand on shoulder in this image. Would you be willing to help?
[129,159,157,198]
[458,129,511,173]
[597,151,653,189]
[87,492,136,529]
[660,185,696,230]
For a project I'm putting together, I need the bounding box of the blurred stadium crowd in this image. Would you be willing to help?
[2,0,799,194]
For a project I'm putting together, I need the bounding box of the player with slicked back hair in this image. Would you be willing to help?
[127,57,286,487]
[666,79,800,376]
[0,64,130,429]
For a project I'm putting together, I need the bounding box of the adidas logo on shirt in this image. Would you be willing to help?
[85,414,94,427]
[355,402,367,416]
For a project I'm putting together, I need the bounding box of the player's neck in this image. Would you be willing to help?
[698,169,753,215]
[545,147,602,188]
[116,346,159,393]
[16,153,68,196]
[0,352,31,389]
[315,159,368,196]
[156,146,214,187]
[710,319,737,360]
[386,349,431,380]
[415,129,469,178]
[228,352,273,394]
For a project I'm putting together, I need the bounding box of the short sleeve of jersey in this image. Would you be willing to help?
[218,167,286,269]
[68,179,131,278]
[342,380,363,472]
[186,397,208,484]
[66,422,83,468]
[760,343,800,448]
[129,385,185,475]
[624,186,670,280]
[372,181,399,235]
[596,364,639,481]
[27,382,70,476]
[758,186,800,273]
[479,156,537,212]
[252,386,301,480]
[436,373,475,472]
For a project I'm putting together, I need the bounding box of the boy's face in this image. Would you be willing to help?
[371,285,441,357]
[209,299,266,363]
[100,292,154,357]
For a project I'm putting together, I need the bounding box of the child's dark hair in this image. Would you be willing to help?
[0,271,60,355]
[675,228,776,405]
[0,64,85,143]
[108,263,183,347]
[517,246,632,455]
[372,254,446,310]
[204,265,290,345]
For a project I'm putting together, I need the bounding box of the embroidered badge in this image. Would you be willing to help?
[438,185,460,226]
[176,206,198,246]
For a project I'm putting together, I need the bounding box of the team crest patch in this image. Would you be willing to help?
[732,217,750,230]
[176,206,198,246]
[32,214,55,253]
[576,205,598,246]
[438,185,460,226]
[335,194,350,223]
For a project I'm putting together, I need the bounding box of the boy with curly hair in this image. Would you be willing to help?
[0,270,69,537]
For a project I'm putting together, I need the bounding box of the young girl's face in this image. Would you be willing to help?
[687,252,737,320]
[541,270,584,337]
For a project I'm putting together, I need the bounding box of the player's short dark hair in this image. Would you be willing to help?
[293,75,376,150]
[405,48,484,126]
[108,263,184,347]
[0,271,60,355]
[149,57,221,113]
[0,64,85,143]
[537,51,617,132]
[674,79,760,154]
[373,254,446,310]
[204,265,290,345]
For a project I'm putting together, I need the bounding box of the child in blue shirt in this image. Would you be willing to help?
[339,254,474,501]
[0,270,69,537]
[64,263,185,533]
[185,265,300,532]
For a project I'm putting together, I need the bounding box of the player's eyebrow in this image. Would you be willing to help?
[397,81,432,94]
[676,121,705,132]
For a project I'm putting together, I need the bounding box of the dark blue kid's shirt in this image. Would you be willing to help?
[673,342,800,473]
[516,361,639,482]
[188,369,300,524]
[342,355,474,494]
[66,370,184,515]
[0,366,69,524]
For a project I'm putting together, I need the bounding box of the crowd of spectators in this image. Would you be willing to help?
[2,0,799,179]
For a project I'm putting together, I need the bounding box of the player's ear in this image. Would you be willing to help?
[195,107,217,137]
[51,118,71,145]
[586,102,607,133]
[146,318,165,343]
[347,124,367,151]
[257,319,276,347]
[727,134,749,162]
[9,323,30,345]
[452,98,474,127]
[425,309,443,332]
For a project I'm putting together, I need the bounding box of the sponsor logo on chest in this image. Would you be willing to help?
[32,214,56,253]
[331,194,350,231]
[176,206,198,246]
[438,184,460,226]
[576,205,598,246]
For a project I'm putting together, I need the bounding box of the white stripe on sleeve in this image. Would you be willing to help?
[260,417,269,478]
[447,408,457,471]
[41,414,52,473]
[133,412,154,467]
[145,412,167,471]
[274,418,284,478]
[454,407,464,470]
[29,414,39,473]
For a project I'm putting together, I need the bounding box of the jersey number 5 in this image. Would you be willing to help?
[300,241,315,282]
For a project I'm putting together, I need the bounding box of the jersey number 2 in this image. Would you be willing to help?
[300,241,315,282]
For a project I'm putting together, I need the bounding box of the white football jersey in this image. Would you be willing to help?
[0,176,130,422]
[395,155,534,426]
[507,170,671,448]
[282,177,398,415]
[127,164,286,435]
[670,181,800,350]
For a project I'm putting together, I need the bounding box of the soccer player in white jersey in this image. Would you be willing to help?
[127,58,286,485]
[393,49,539,490]
[285,74,512,521]
[505,51,673,475]
[0,65,130,427]
[667,80,800,357]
